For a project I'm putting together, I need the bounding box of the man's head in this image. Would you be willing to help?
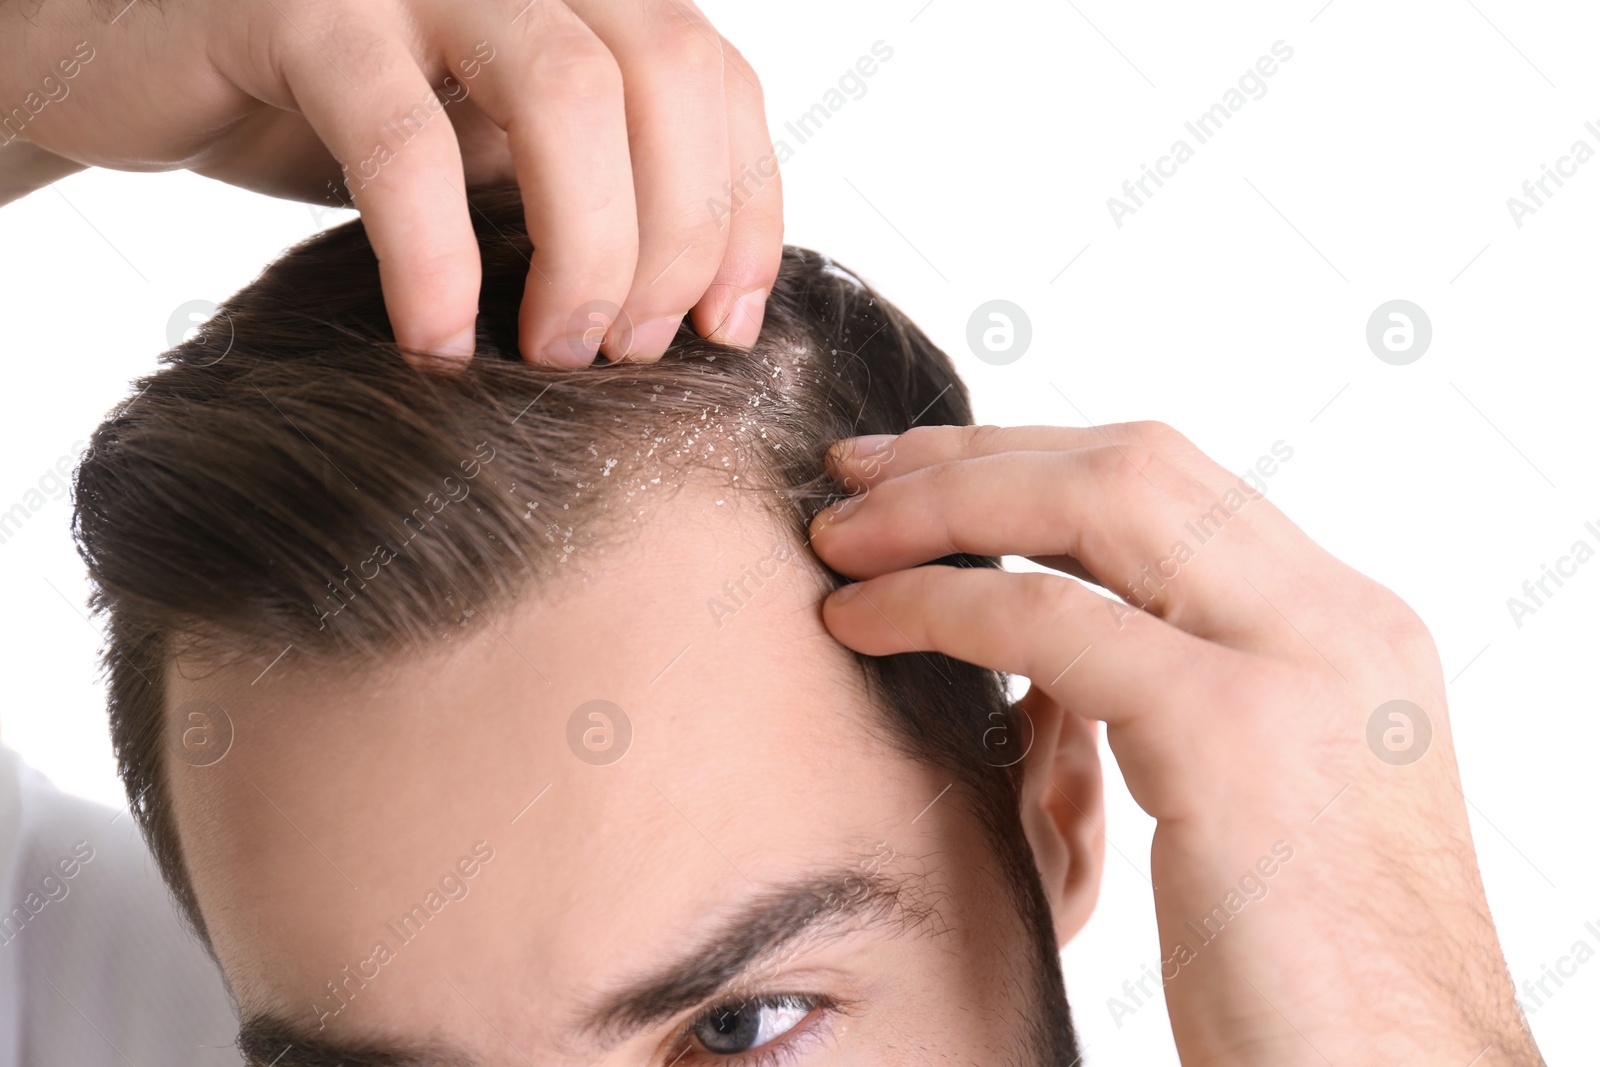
[72,187,1104,1066]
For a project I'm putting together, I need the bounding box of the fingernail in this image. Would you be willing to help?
[832,582,862,603]
[434,324,476,358]
[849,434,897,461]
[823,493,865,525]
[542,334,598,368]
[826,434,897,479]
[620,315,684,362]
[719,288,768,349]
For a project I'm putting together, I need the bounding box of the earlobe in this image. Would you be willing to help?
[1015,686,1106,948]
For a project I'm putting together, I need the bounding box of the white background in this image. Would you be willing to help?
[1,0,1596,1062]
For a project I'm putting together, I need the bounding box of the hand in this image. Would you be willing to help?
[810,423,1543,1066]
[0,0,781,366]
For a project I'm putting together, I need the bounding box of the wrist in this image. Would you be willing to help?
[1151,817,1543,1066]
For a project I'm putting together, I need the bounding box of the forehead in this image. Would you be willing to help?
[162,477,949,1042]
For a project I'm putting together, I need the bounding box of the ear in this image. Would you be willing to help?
[1014,684,1106,947]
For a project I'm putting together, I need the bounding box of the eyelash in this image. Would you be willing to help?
[666,993,842,1066]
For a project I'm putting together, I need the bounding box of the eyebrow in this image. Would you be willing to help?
[235,863,927,1067]
[581,863,925,1047]
[235,1020,475,1067]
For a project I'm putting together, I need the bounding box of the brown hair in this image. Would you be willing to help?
[72,185,1077,1060]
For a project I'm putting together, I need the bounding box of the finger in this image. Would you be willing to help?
[288,34,480,363]
[811,446,1279,636]
[441,97,516,188]
[812,447,1192,576]
[689,37,782,349]
[824,422,1307,593]
[828,422,1239,498]
[821,565,1209,730]
[570,0,732,362]
[456,5,638,367]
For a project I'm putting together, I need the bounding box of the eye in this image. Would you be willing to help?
[689,994,820,1057]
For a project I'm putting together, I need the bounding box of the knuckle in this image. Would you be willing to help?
[1356,581,1435,655]
[957,423,1006,453]
[722,43,766,104]
[1215,654,1305,728]
[649,17,727,85]
[722,162,784,230]
[1091,443,1158,493]
[1020,571,1076,624]
[529,38,623,105]
[269,0,335,33]
[896,424,951,453]
[670,206,729,254]
[1123,419,1188,452]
